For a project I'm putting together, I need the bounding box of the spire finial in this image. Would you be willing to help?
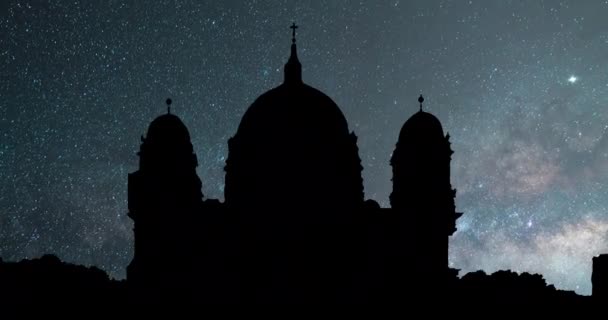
[290,22,298,43]
[166,98,172,114]
[284,23,302,84]
[418,94,424,112]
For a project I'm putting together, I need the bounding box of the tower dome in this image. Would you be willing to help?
[138,100,197,172]
[224,24,363,212]
[396,95,445,144]
[130,98,203,210]
[146,113,191,146]
[398,110,444,141]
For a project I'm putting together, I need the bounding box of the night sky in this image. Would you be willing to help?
[2,0,608,295]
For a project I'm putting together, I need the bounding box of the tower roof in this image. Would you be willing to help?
[147,113,191,144]
[398,110,444,141]
[398,96,445,141]
[146,99,191,146]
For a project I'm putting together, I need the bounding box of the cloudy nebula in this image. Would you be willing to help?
[2,1,608,295]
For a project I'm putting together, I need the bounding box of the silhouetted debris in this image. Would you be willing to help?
[457,270,587,306]
[0,254,125,305]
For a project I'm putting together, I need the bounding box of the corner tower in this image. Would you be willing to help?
[127,99,203,284]
[390,95,462,276]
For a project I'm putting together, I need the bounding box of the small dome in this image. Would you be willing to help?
[146,113,191,145]
[138,112,197,173]
[398,110,445,141]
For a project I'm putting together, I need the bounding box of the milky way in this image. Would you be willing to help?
[2,1,608,295]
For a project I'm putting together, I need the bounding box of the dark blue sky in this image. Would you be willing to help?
[2,0,608,295]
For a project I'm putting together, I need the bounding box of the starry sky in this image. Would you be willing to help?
[2,0,608,295]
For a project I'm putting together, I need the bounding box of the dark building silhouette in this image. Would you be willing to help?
[3,24,608,307]
[121,24,465,303]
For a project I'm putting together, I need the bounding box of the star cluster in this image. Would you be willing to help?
[2,0,608,295]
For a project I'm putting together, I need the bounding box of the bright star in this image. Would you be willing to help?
[568,75,578,83]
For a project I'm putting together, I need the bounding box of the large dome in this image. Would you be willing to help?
[236,82,350,140]
[224,32,364,211]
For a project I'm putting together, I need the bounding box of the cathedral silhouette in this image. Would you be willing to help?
[3,25,608,307]
[126,24,462,303]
